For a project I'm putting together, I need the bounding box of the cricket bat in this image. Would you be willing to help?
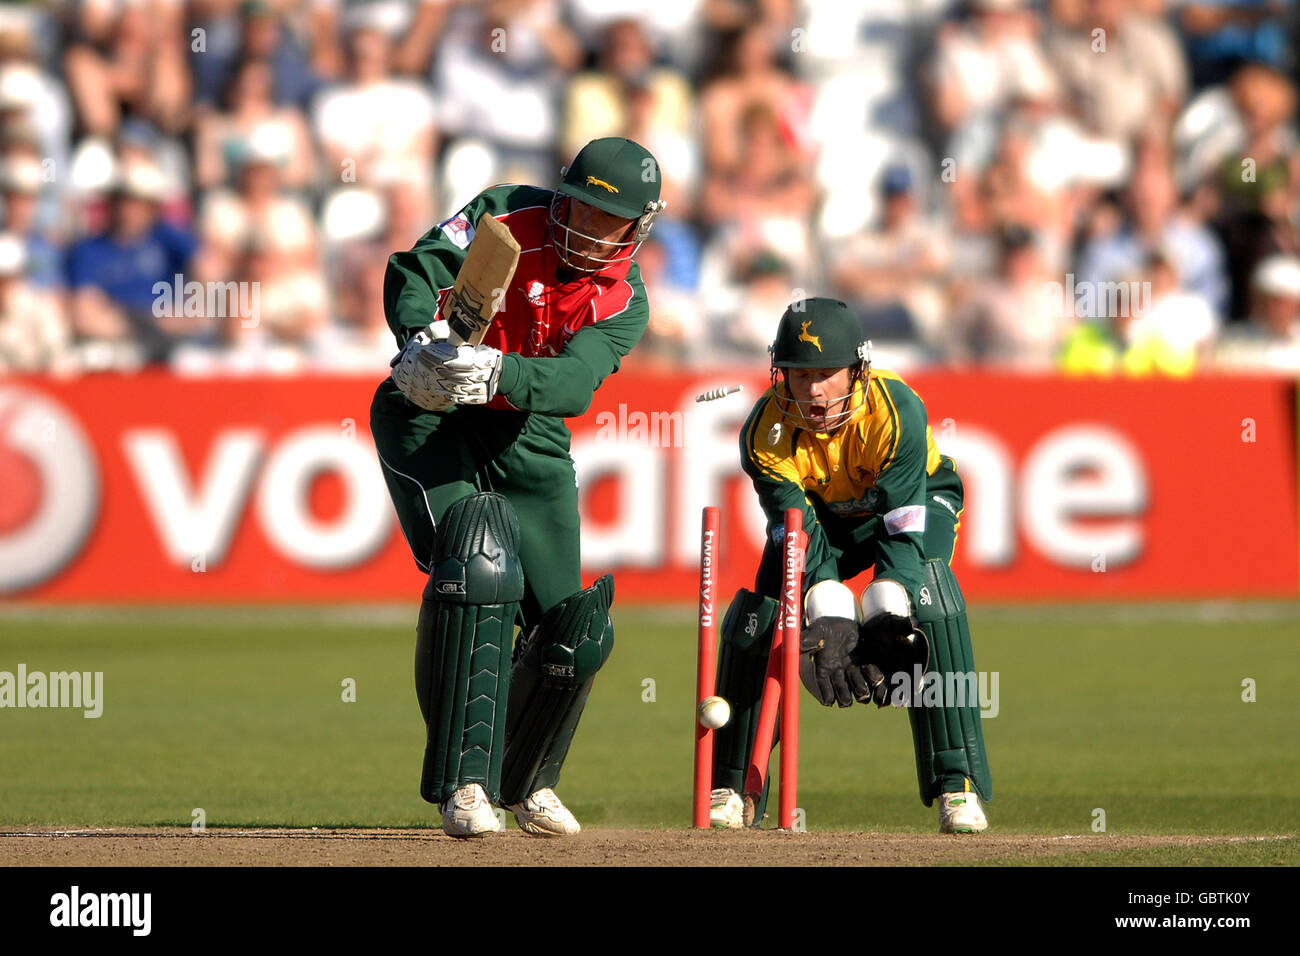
[440,213,521,345]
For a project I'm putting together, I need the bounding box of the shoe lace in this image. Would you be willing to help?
[454,785,483,810]
[530,788,563,812]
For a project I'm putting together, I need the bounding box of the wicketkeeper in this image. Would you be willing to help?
[371,137,664,837]
[710,297,993,833]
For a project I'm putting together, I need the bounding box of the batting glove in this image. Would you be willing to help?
[424,341,505,405]
[390,321,453,411]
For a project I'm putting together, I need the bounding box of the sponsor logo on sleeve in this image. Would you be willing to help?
[932,495,957,517]
[883,504,926,536]
[439,213,475,249]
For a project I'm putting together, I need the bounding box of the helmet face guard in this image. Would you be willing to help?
[547,192,666,275]
[769,341,873,433]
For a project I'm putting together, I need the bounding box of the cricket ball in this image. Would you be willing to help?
[697,695,731,730]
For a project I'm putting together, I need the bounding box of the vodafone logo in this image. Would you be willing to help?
[0,387,99,593]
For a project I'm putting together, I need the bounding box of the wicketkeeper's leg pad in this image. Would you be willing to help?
[500,574,615,805]
[712,588,779,797]
[907,558,993,806]
[415,492,524,806]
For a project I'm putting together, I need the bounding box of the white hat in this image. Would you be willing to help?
[0,232,26,276]
[238,122,291,167]
[1252,255,1300,299]
[0,157,42,193]
[116,161,168,201]
[0,63,40,109]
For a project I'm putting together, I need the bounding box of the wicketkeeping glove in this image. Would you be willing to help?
[798,616,864,708]
[854,612,930,708]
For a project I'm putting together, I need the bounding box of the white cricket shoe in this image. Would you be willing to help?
[938,780,988,834]
[507,788,581,837]
[710,788,744,829]
[441,783,503,838]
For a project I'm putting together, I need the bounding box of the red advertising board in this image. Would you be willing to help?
[0,370,1295,602]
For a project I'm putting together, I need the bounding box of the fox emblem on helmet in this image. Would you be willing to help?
[548,138,666,274]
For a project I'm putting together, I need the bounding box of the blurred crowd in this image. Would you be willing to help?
[0,0,1297,376]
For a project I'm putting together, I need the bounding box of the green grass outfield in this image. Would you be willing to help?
[1,601,1297,864]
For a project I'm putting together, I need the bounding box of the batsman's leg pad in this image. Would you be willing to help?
[712,589,779,798]
[500,574,615,805]
[415,492,524,806]
[908,559,993,806]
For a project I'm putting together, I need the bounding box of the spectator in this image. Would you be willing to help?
[1214,64,1296,217]
[828,165,950,347]
[1178,0,1290,89]
[196,127,318,283]
[431,0,581,185]
[930,0,1058,142]
[313,23,437,220]
[63,0,191,136]
[190,0,320,112]
[562,19,697,209]
[707,247,799,359]
[193,57,317,191]
[699,23,810,177]
[1210,63,1299,318]
[948,225,1070,369]
[1047,0,1188,145]
[65,162,200,365]
[1215,254,1300,372]
[1077,133,1228,316]
[0,232,70,373]
[700,102,814,233]
[316,246,397,372]
[173,233,330,375]
[630,234,704,366]
[1140,248,1220,363]
[0,158,63,290]
[1059,251,1205,376]
[309,0,452,80]
[0,15,72,183]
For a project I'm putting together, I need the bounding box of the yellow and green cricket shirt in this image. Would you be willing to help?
[739,369,963,604]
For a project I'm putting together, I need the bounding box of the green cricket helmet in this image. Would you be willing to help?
[769,297,872,431]
[549,137,666,274]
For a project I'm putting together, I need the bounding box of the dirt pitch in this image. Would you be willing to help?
[0,827,1288,866]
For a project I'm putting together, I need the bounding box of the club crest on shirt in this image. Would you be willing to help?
[526,280,545,303]
[825,488,881,516]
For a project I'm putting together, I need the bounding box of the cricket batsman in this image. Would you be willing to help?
[710,297,993,833]
[371,137,664,837]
